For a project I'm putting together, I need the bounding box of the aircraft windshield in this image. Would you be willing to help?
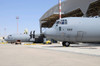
[53,19,67,27]
[56,19,67,25]
[8,35,12,39]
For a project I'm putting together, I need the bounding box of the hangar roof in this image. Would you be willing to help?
[40,0,99,28]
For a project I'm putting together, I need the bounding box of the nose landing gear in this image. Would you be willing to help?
[62,42,70,47]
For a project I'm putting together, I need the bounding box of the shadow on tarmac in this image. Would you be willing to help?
[43,43,100,48]
[71,43,100,47]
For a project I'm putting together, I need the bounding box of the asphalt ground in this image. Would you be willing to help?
[0,43,100,66]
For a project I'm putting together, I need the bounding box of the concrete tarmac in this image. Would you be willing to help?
[31,43,100,56]
[0,44,100,66]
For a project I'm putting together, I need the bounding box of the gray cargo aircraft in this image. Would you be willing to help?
[44,17,100,47]
[5,31,44,44]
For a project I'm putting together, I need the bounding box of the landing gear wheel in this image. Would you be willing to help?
[15,43,17,45]
[62,42,70,47]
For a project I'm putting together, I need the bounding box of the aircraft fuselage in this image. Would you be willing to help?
[44,17,100,44]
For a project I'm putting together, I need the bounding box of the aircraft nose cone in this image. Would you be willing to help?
[44,29,51,35]
[43,28,54,38]
[43,30,48,36]
[4,38,7,41]
[4,37,8,41]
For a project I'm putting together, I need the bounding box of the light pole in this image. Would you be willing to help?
[16,16,19,34]
[4,28,6,37]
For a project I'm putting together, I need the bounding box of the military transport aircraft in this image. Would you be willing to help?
[44,17,100,47]
[5,31,44,44]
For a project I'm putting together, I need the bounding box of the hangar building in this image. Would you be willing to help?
[40,0,100,33]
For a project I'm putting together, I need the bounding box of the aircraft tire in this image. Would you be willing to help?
[15,43,18,45]
[62,42,70,47]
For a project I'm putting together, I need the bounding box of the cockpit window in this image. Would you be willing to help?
[8,35,12,39]
[56,19,67,25]
[9,35,12,36]
[56,21,60,24]
[62,22,64,24]
[65,20,67,24]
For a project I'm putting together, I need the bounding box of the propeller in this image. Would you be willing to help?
[33,31,35,38]
[30,31,32,39]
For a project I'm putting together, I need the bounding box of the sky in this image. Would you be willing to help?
[0,0,64,36]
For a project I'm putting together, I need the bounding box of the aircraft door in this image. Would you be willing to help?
[76,31,84,42]
[65,31,71,42]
